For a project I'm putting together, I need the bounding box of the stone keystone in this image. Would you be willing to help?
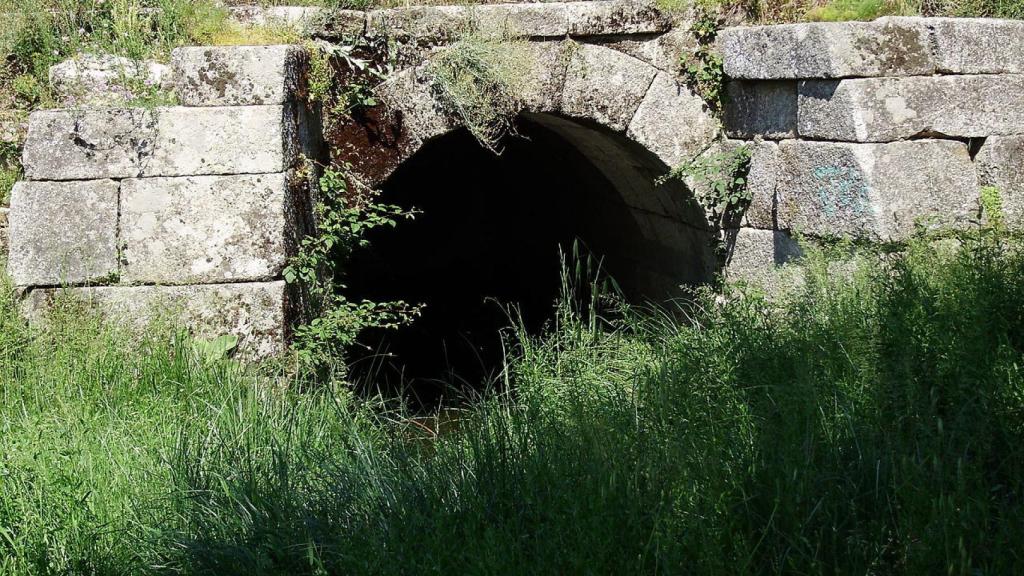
[799,75,1024,142]
[718,18,934,79]
[561,44,658,132]
[173,45,307,107]
[7,179,119,287]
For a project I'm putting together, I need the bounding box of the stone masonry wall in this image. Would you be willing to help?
[8,45,318,357]
[6,2,1023,356]
[716,17,1024,284]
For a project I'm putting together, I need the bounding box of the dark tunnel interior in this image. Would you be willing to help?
[343,113,717,404]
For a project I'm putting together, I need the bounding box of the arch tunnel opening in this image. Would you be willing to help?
[344,112,718,404]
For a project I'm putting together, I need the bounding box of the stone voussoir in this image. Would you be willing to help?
[22,105,298,180]
[977,135,1024,229]
[121,173,296,285]
[626,71,719,168]
[173,45,307,107]
[7,179,119,287]
[23,281,289,358]
[775,139,978,240]
[561,44,658,132]
[718,18,935,79]
[798,74,1024,142]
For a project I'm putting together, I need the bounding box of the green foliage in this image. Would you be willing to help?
[981,185,1005,229]
[681,7,727,114]
[0,142,20,205]
[284,165,420,365]
[5,228,1024,574]
[806,0,912,20]
[660,144,752,225]
[190,333,240,364]
[427,33,533,153]
[0,0,228,111]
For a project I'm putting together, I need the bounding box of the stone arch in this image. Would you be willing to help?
[330,41,723,295]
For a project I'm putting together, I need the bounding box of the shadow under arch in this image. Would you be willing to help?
[343,112,719,403]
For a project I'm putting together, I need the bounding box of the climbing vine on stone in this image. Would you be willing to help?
[659,145,752,227]
[682,6,726,114]
[284,164,421,366]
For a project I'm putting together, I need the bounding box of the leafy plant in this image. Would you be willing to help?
[189,333,239,364]
[284,164,420,365]
[681,6,726,114]
[659,144,752,226]
[981,185,1005,230]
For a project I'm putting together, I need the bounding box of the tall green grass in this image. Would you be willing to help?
[3,229,1024,575]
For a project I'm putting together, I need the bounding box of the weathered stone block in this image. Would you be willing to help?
[718,19,934,79]
[474,3,571,37]
[173,45,306,107]
[929,18,1024,75]
[367,6,469,44]
[121,173,295,285]
[562,44,657,131]
[23,106,297,180]
[723,80,798,139]
[229,6,367,39]
[521,42,570,113]
[23,109,156,180]
[595,26,698,75]
[977,136,1024,229]
[775,140,978,240]
[147,106,298,176]
[7,179,119,286]
[24,281,289,358]
[723,227,803,286]
[49,54,169,108]
[565,0,672,36]
[799,75,1024,142]
[627,72,718,168]
[365,1,669,42]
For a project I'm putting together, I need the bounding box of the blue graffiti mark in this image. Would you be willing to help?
[812,165,870,217]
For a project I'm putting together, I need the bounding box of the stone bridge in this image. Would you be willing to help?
[2,2,1022,355]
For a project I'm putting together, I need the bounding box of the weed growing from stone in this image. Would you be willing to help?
[284,164,421,368]
[427,33,533,153]
[659,144,752,228]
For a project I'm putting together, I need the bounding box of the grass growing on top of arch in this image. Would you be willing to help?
[426,32,534,153]
[4,226,1024,574]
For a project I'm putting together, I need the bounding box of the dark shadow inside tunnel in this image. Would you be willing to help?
[344,112,718,404]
